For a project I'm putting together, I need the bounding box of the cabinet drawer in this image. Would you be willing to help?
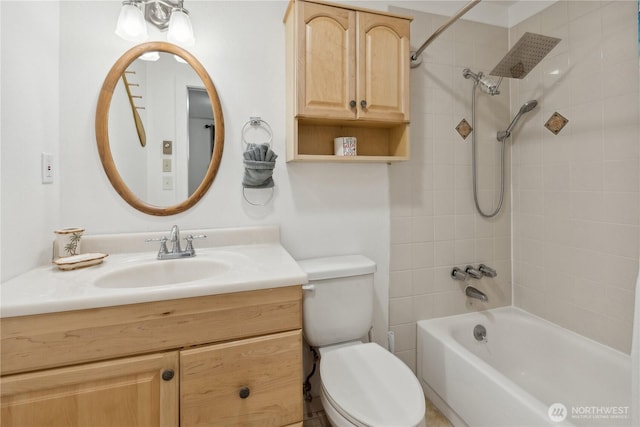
[181,330,302,427]
[1,286,301,375]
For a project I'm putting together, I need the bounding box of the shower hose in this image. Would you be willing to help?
[471,79,507,218]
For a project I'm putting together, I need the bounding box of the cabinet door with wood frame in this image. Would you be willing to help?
[357,11,410,122]
[294,1,410,122]
[296,0,356,119]
[180,330,302,427]
[0,352,179,427]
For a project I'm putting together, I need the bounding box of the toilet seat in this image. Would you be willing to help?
[320,343,425,427]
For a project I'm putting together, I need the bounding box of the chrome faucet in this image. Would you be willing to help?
[465,285,488,302]
[146,225,207,260]
[169,225,182,254]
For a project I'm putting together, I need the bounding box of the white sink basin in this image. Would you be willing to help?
[1,225,309,318]
[94,258,232,288]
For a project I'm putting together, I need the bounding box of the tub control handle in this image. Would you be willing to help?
[479,264,497,278]
[451,267,468,281]
[465,265,483,279]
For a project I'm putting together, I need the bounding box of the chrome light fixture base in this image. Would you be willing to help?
[116,0,194,45]
[145,0,181,30]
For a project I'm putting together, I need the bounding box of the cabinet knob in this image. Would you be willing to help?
[239,387,251,399]
[162,369,175,381]
[360,100,367,108]
[349,100,357,108]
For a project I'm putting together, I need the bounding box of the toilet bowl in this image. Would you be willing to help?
[298,255,426,427]
[319,342,426,427]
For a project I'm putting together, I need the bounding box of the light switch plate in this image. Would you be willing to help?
[162,159,172,172]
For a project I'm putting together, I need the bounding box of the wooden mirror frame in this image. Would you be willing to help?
[96,42,224,216]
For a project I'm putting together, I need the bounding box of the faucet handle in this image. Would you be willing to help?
[479,264,497,278]
[451,267,468,281]
[185,234,207,241]
[465,265,483,279]
[146,236,169,256]
[184,234,207,254]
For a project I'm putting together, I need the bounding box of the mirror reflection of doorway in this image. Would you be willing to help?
[187,87,214,195]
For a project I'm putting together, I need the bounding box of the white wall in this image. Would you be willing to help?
[1,2,61,277]
[1,1,390,346]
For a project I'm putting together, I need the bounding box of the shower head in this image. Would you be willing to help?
[519,100,538,114]
[462,68,501,95]
[497,100,538,141]
[490,32,561,79]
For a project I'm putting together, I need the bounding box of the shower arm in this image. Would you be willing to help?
[410,0,481,68]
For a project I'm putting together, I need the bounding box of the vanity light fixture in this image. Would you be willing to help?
[115,1,148,42]
[115,0,195,46]
[167,7,195,46]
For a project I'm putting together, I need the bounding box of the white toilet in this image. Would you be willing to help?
[299,255,426,427]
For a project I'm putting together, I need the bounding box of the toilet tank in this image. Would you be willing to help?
[298,255,376,347]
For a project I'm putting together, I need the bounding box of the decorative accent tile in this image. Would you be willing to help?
[455,118,473,140]
[544,112,569,135]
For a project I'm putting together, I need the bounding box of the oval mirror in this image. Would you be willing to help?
[96,42,224,216]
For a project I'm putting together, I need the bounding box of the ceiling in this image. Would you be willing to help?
[340,1,556,28]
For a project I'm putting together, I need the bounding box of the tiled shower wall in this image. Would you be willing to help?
[511,0,640,353]
[389,8,512,371]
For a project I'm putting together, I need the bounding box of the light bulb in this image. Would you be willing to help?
[139,51,160,61]
[167,8,195,47]
[115,2,148,42]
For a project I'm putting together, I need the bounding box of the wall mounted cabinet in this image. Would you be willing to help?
[284,0,412,162]
[0,287,303,427]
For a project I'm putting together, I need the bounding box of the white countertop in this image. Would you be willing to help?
[1,226,308,318]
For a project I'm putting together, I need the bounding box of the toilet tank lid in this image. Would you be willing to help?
[297,255,376,281]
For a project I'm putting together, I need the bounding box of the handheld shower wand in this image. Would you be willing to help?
[496,100,538,141]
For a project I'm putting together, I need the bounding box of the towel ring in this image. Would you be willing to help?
[242,186,275,206]
[241,116,273,149]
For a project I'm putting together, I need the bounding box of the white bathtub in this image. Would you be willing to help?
[417,307,632,427]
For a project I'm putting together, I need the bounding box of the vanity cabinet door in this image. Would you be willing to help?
[296,1,356,119]
[180,330,302,427]
[357,11,410,122]
[0,352,179,427]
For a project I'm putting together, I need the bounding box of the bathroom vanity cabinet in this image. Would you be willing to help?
[284,0,411,162]
[0,286,303,427]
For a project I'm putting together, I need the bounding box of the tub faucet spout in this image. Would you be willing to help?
[465,285,488,302]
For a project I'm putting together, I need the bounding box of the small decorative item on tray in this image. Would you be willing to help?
[53,253,108,271]
[54,227,85,257]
